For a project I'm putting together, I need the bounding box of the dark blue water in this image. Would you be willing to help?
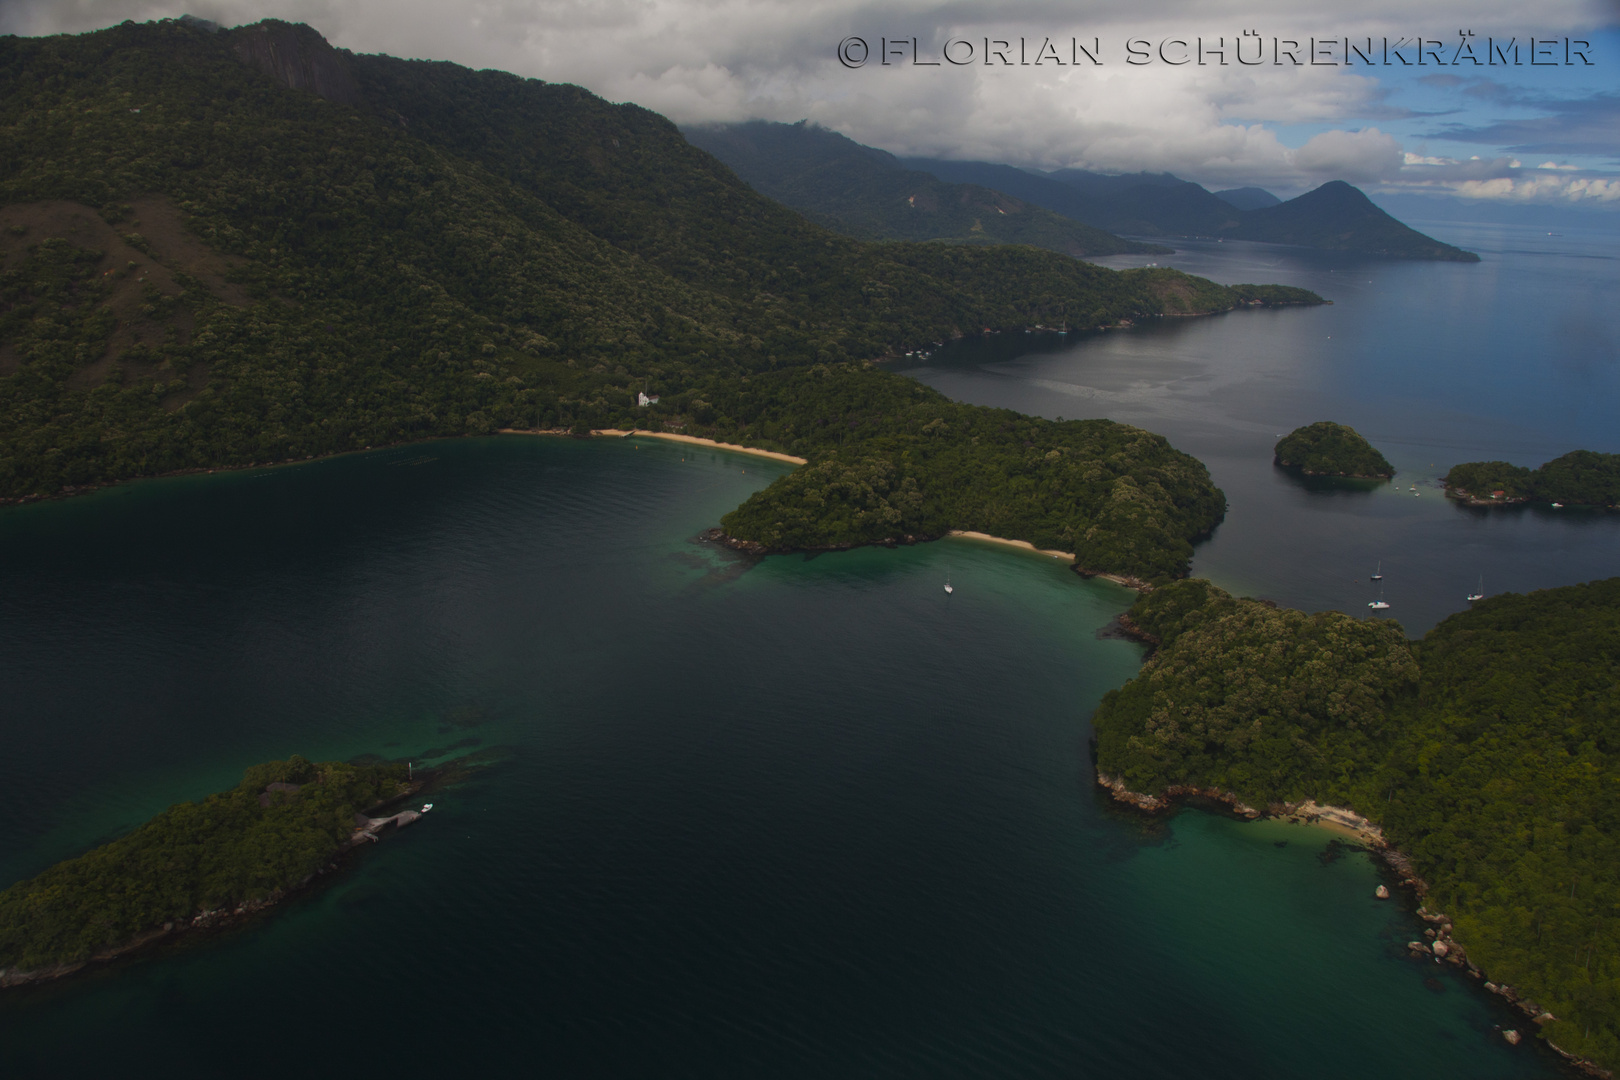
[0,436,1557,1077]
[895,220,1620,634]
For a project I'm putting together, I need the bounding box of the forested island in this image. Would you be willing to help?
[1445,451,1620,509]
[1273,422,1393,479]
[0,18,1322,580]
[1093,578,1620,1072]
[0,757,418,984]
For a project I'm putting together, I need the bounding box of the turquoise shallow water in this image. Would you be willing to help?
[0,436,1558,1077]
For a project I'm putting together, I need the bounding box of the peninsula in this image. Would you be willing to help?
[0,18,1322,582]
[0,757,421,986]
[1445,451,1620,509]
[1092,577,1620,1074]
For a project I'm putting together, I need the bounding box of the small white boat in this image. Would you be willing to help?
[1551,502,1564,508]
[944,566,953,595]
[1468,575,1484,603]
[1371,561,1383,582]
[1368,600,1390,611]
[421,803,434,812]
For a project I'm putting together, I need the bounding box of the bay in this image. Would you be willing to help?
[895,219,1620,634]
[0,435,1556,1077]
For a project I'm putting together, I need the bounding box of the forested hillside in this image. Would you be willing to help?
[1093,578,1620,1070]
[0,18,1319,578]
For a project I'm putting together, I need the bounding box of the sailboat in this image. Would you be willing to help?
[1368,584,1390,611]
[1371,561,1383,582]
[944,568,954,595]
[1467,575,1484,603]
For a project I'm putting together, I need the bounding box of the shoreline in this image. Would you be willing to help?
[0,778,432,992]
[1446,488,1618,511]
[1094,773,1609,1078]
[497,427,808,465]
[944,531,1152,590]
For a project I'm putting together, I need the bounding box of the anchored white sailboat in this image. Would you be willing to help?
[1368,583,1390,611]
[944,567,953,595]
[1371,560,1383,582]
[1468,575,1484,603]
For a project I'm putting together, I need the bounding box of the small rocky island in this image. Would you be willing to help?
[1273,421,1394,479]
[0,756,426,987]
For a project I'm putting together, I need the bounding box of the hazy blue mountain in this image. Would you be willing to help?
[1214,186,1282,210]
[683,122,1164,256]
[1236,181,1480,260]
[906,157,1475,259]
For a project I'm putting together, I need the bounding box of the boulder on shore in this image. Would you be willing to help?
[1375,885,1390,899]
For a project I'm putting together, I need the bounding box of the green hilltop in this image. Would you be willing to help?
[1274,421,1394,479]
[1093,577,1620,1071]
[0,18,1323,580]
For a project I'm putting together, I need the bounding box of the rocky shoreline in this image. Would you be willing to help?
[0,783,432,992]
[1094,772,1612,1078]
[700,526,1159,593]
[1444,486,1530,507]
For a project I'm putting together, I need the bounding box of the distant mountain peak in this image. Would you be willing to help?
[1240,180,1480,260]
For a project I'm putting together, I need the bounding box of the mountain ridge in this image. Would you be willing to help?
[0,17,1323,581]
[893,154,1480,260]
[682,121,1166,257]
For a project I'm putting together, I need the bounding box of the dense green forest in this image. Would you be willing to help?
[1446,450,1620,508]
[1273,421,1394,478]
[0,757,409,972]
[0,18,1320,579]
[681,120,1166,257]
[705,365,1225,577]
[1093,578,1620,1069]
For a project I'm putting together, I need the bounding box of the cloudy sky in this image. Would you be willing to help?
[5,0,1617,206]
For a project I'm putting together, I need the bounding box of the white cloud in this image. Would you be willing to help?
[2,0,1613,201]
[1290,128,1403,182]
[1452,175,1620,202]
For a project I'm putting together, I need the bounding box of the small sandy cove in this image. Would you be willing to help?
[947,530,1075,562]
[500,428,807,465]
[945,531,1145,591]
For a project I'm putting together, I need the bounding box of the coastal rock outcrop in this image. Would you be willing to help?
[1095,774,1260,818]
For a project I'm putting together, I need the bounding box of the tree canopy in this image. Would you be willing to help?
[1273,421,1393,479]
[0,18,1322,578]
[1094,578,1620,1069]
[0,757,409,973]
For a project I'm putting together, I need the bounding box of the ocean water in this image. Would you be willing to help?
[895,219,1620,634]
[0,436,1558,1077]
